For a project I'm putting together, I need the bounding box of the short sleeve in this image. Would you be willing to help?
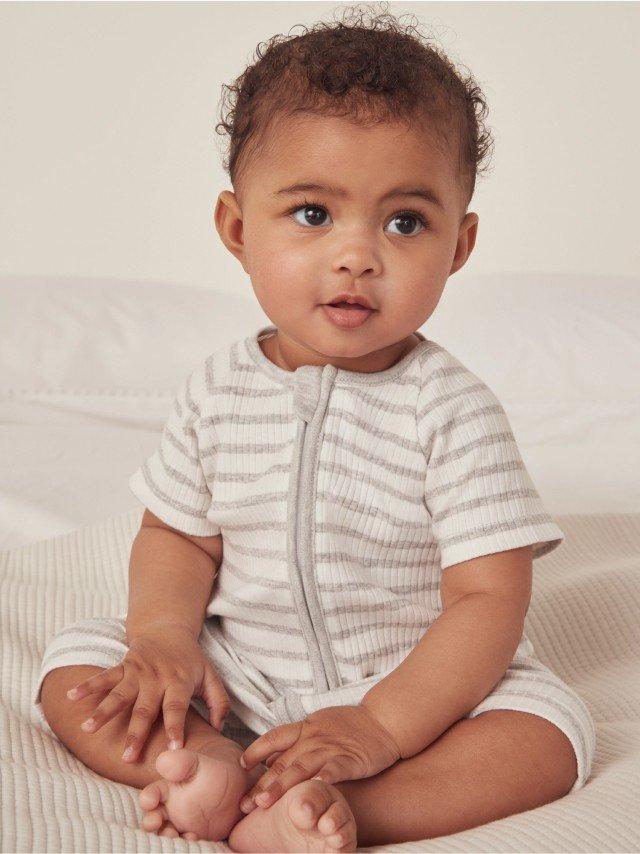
[418,355,564,570]
[129,365,221,537]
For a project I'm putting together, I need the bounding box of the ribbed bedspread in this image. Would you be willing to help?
[1,509,639,852]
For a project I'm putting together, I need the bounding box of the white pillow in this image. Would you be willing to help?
[2,272,638,516]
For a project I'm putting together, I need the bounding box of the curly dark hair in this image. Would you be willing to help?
[214,2,494,211]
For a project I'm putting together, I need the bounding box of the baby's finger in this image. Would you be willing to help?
[249,754,321,810]
[162,680,191,750]
[66,664,124,701]
[122,688,164,762]
[240,721,300,769]
[78,676,137,733]
[265,751,284,768]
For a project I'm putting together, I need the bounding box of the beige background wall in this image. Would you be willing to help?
[1,1,638,292]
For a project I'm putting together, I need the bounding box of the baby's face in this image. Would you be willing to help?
[215,113,478,372]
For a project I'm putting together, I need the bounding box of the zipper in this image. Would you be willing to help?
[290,388,340,693]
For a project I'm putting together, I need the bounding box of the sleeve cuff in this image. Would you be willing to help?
[129,469,221,537]
[439,521,564,570]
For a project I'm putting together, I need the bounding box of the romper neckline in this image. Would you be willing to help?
[245,324,432,387]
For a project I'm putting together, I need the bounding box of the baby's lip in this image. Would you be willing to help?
[324,293,377,310]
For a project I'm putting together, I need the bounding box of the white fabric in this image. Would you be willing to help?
[122,323,576,719]
[2,508,638,851]
[1,273,639,552]
[1,272,639,849]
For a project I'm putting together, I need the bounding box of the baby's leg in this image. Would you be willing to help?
[40,664,245,789]
[41,664,269,840]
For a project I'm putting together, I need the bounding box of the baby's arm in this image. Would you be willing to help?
[126,509,222,642]
[360,546,532,759]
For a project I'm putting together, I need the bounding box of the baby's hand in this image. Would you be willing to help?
[64,625,231,763]
[238,704,401,812]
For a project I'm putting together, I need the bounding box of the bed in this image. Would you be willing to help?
[1,273,639,852]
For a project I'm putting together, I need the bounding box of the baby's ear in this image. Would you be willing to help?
[214,191,247,265]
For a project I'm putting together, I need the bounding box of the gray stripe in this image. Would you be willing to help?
[473,688,590,762]
[504,664,596,722]
[417,379,487,419]
[317,461,425,506]
[429,426,516,469]
[184,370,201,418]
[214,591,297,615]
[204,353,216,397]
[214,519,288,534]
[321,433,424,481]
[218,557,290,589]
[332,638,416,665]
[318,580,436,594]
[164,421,198,463]
[140,460,210,521]
[270,674,315,690]
[158,443,209,494]
[323,597,427,618]
[222,615,305,636]
[426,458,526,498]
[432,487,540,524]
[329,616,433,641]
[314,549,438,570]
[42,643,125,664]
[210,462,292,483]
[54,622,127,645]
[438,514,557,548]
[315,522,429,551]
[221,628,309,662]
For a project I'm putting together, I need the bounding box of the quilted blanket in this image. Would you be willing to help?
[1,509,639,852]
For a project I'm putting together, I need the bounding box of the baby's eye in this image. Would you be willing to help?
[386,212,427,237]
[290,204,330,228]
[288,203,427,236]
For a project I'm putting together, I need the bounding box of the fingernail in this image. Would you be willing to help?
[122,747,134,760]
[80,718,95,731]
[256,791,270,804]
[239,755,246,768]
[169,739,182,750]
[240,798,254,813]
[67,688,78,698]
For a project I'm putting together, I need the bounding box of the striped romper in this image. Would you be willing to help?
[34,323,596,791]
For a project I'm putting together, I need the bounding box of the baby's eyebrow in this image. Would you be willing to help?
[272,181,445,211]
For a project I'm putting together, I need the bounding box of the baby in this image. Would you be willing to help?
[34,5,596,851]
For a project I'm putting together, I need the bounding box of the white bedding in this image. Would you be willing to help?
[1,273,638,552]
[2,507,639,852]
[1,273,639,851]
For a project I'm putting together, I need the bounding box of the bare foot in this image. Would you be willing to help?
[227,778,357,852]
[138,741,263,842]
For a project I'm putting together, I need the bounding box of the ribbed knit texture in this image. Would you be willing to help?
[128,324,565,692]
[8,508,639,851]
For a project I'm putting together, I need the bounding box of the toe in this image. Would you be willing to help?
[182,831,199,841]
[288,781,337,831]
[158,822,180,838]
[318,801,351,837]
[139,782,162,811]
[327,831,351,850]
[155,747,199,784]
[141,807,166,832]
